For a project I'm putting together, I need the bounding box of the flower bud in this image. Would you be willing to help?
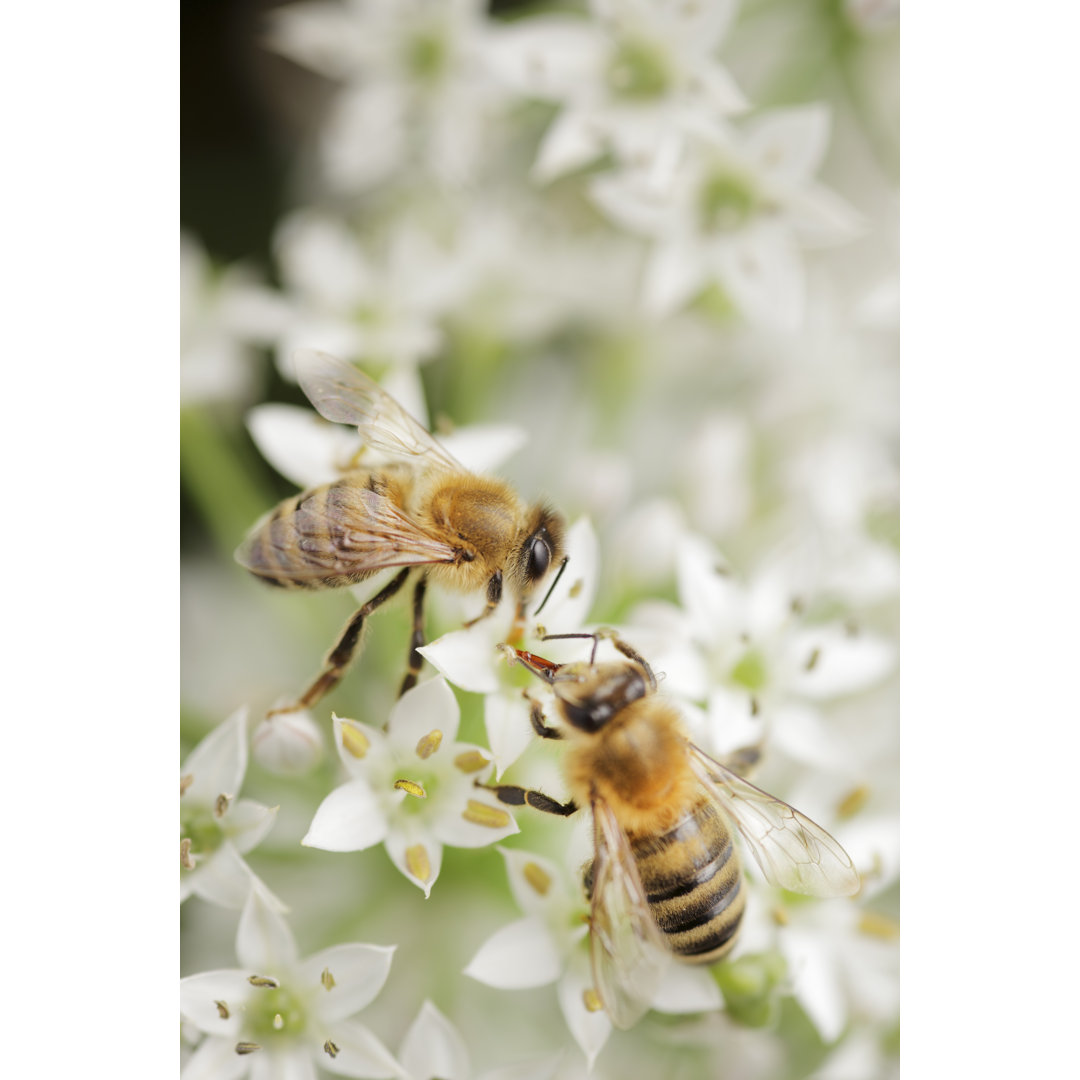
[253,708,324,775]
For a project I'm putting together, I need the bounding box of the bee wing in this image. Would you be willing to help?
[294,349,465,472]
[236,487,460,584]
[687,744,860,898]
[588,797,672,1030]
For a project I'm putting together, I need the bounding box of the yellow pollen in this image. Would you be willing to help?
[273,1013,284,1031]
[180,838,195,871]
[236,1043,261,1055]
[462,800,511,829]
[405,844,431,882]
[415,730,443,759]
[523,861,552,895]
[247,975,279,988]
[858,912,900,941]
[569,579,583,598]
[583,988,604,1013]
[804,647,821,672]
[340,721,370,759]
[837,784,870,819]
[214,793,230,818]
[394,778,427,798]
[321,967,336,991]
[180,774,194,796]
[324,1040,340,1059]
[214,1001,229,1020]
[454,749,490,773]
[771,906,790,927]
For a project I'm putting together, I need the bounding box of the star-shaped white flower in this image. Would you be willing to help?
[486,0,745,182]
[303,677,519,897]
[180,886,404,1079]
[590,107,860,326]
[180,708,284,911]
[418,517,600,776]
[465,847,721,1068]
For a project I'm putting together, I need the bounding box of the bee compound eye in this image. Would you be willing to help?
[528,534,551,580]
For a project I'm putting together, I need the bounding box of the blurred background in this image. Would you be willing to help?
[181,2,899,1077]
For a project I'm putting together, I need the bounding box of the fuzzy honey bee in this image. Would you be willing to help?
[490,631,860,1029]
[236,349,565,712]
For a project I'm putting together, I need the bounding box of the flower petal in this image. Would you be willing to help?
[745,105,831,187]
[385,827,443,898]
[785,626,895,701]
[226,799,279,855]
[319,1019,406,1079]
[419,630,501,694]
[180,1034,251,1080]
[398,1000,471,1080]
[188,843,282,913]
[182,708,248,806]
[304,779,390,853]
[250,1045,316,1080]
[300,944,397,1023]
[179,971,249,1037]
[430,784,519,849]
[387,677,460,752]
[484,694,534,779]
[439,424,527,475]
[556,956,611,1069]
[247,403,359,490]
[236,885,300,972]
[650,963,723,1014]
[465,917,563,989]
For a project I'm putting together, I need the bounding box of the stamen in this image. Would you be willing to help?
[415,730,442,760]
[454,749,490,773]
[523,861,552,895]
[583,988,604,1013]
[405,844,431,882]
[394,778,427,799]
[804,647,821,672]
[858,912,900,941]
[180,838,195,871]
[273,1013,284,1031]
[340,721,370,759]
[247,975,280,989]
[568,578,583,598]
[837,784,870,818]
[235,1043,261,1055]
[462,800,511,829]
[324,1039,340,1059]
[214,1001,229,1020]
[180,774,194,796]
[214,793,231,818]
[771,907,789,927]
[750,696,760,717]
[321,967,336,991]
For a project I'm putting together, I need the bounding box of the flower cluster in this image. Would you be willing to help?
[182,0,898,1076]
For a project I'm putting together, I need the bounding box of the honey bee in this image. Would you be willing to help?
[236,349,565,710]
[491,631,860,1029]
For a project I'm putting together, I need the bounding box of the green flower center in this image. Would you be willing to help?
[180,807,224,860]
[247,985,308,1042]
[699,171,760,233]
[606,37,672,100]
[730,648,768,692]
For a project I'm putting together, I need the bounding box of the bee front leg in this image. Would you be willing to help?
[478,780,578,817]
[269,567,412,717]
[525,692,562,740]
[398,574,428,698]
[463,570,503,629]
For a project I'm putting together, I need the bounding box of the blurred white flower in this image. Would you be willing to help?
[180,887,404,1079]
[591,107,860,326]
[303,678,519,897]
[486,0,745,182]
[180,708,284,911]
[419,517,599,776]
[267,0,500,191]
[180,233,288,406]
[252,708,325,777]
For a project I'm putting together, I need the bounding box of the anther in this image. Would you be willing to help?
[394,778,427,799]
[273,1013,284,1031]
[837,784,870,819]
[340,720,370,759]
[405,844,431,882]
[771,907,789,927]
[247,975,280,989]
[462,800,511,829]
[324,1040,340,1059]
[180,838,195,871]
[804,647,821,672]
[523,862,552,895]
[321,967,336,991]
[235,1043,261,1055]
[215,793,231,818]
[858,912,900,941]
[415,730,442,760]
[454,749,490,773]
[214,1001,229,1019]
[583,988,604,1013]
[180,774,194,796]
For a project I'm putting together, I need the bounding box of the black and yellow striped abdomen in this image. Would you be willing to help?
[629,799,745,964]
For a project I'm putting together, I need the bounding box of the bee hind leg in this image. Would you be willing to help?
[478,780,578,817]
[398,574,428,697]
[268,567,412,717]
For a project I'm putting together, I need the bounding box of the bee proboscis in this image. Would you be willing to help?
[490,632,860,1029]
[236,349,565,710]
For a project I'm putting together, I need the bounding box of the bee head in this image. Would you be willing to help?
[511,505,565,597]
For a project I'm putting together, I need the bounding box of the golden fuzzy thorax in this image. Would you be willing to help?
[564,699,700,837]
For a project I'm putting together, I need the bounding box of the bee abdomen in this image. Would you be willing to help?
[631,801,746,965]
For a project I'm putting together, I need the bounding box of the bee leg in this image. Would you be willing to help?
[398,574,428,698]
[479,780,578,817]
[463,570,503,628]
[525,692,562,740]
[599,630,658,692]
[269,568,412,716]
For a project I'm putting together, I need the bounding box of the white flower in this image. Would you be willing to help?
[303,678,519,897]
[418,517,599,776]
[486,0,745,182]
[465,847,721,1068]
[180,708,284,911]
[267,0,500,192]
[180,233,289,406]
[590,107,860,326]
[252,708,325,777]
[180,887,404,1079]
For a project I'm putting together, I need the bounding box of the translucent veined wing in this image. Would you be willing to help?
[236,486,460,584]
[588,797,672,1029]
[293,349,465,472]
[687,744,860,898]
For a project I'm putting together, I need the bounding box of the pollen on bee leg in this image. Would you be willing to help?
[523,861,552,895]
[340,720,370,759]
[394,778,427,798]
[180,838,195,871]
[248,975,280,989]
[454,749,490,773]
[215,793,231,817]
[405,843,431,883]
[582,988,604,1013]
[415,730,443,759]
[321,967,336,991]
[462,800,511,828]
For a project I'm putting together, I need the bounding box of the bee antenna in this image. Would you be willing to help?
[532,555,569,617]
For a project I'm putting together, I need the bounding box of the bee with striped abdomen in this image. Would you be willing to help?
[490,631,860,1029]
[236,349,565,711]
